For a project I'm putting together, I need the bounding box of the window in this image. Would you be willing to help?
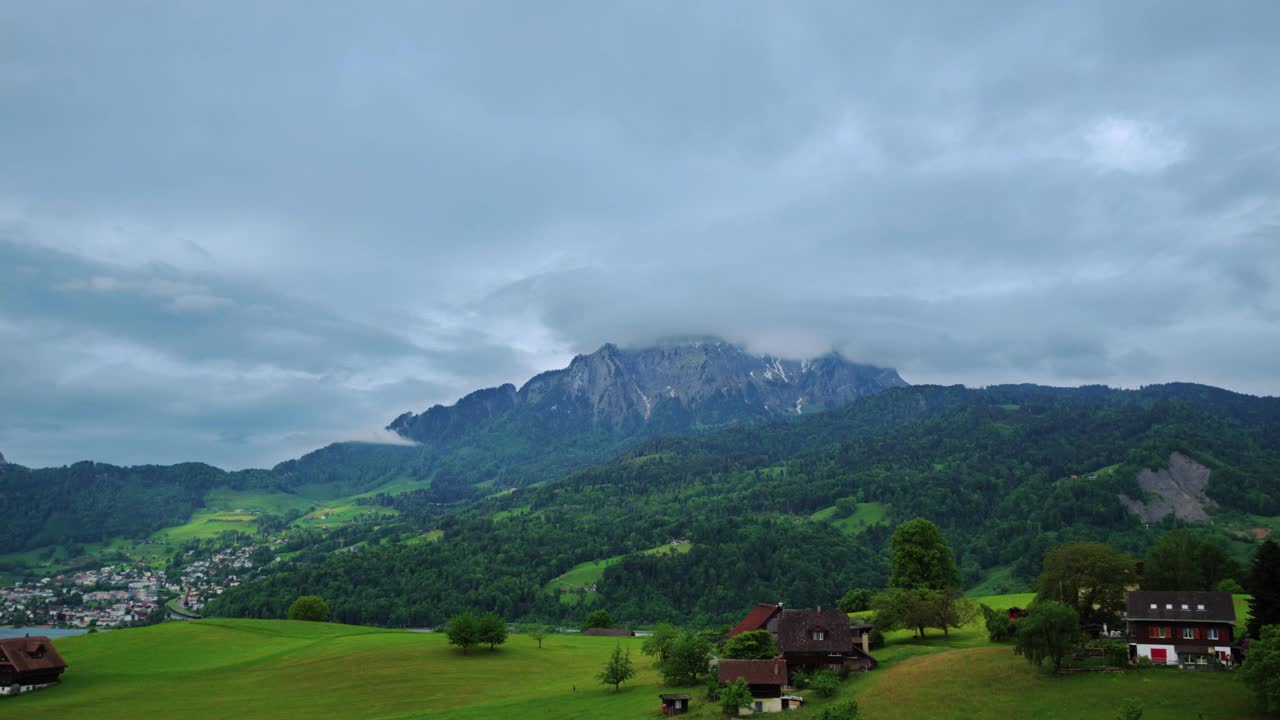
[1181,604,1189,610]
[1208,628,1219,640]
[1149,603,1157,609]
[1149,626,1169,639]
[1196,604,1205,611]
[810,630,825,641]
[1183,627,1195,640]
[1165,604,1173,609]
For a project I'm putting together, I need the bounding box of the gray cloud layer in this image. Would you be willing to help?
[1,2,1277,468]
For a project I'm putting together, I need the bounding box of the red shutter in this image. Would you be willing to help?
[1193,627,1201,640]
[1148,626,1157,639]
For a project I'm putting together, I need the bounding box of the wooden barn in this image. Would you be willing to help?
[0,636,68,696]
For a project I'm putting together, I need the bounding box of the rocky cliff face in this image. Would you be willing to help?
[388,339,907,445]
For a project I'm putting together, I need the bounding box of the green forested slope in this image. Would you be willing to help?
[205,383,1280,627]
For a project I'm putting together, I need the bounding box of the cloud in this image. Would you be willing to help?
[0,2,1277,468]
[1083,116,1187,174]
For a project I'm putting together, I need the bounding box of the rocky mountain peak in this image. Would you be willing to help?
[388,338,907,445]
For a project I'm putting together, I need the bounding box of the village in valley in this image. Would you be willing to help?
[1,543,266,630]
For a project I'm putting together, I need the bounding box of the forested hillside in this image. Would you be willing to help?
[205,383,1280,627]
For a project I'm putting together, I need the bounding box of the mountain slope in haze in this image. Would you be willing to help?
[387,338,906,447]
[0,340,907,555]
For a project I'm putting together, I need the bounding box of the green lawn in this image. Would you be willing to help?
[11,620,714,720]
[14,610,1264,720]
[545,542,694,599]
[149,508,259,543]
[810,502,889,534]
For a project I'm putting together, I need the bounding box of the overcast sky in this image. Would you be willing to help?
[2,2,1278,469]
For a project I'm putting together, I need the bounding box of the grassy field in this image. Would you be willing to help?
[12,609,1263,720]
[810,502,889,534]
[545,541,694,605]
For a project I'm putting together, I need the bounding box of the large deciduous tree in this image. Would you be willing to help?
[1247,540,1280,639]
[658,631,713,685]
[1034,543,1135,626]
[889,518,959,591]
[1240,625,1280,713]
[641,622,679,662]
[446,611,481,655]
[597,644,636,691]
[477,611,507,650]
[1015,601,1080,670]
[1143,530,1240,591]
[286,595,329,622]
[721,629,777,659]
[585,609,613,629]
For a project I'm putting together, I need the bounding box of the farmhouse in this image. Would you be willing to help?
[0,636,68,696]
[1125,590,1237,669]
[727,603,878,683]
[717,659,796,714]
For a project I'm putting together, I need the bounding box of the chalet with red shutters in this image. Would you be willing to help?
[0,636,68,696]
[727,602,877,688]
[1126,590,1237,669]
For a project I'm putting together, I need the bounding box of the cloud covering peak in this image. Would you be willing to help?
[1,2,1277,468]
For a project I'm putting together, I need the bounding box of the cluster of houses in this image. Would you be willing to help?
[1,544,266,629]
[1,574,159,629]
[664,589,1244,715]
[666,603,877,715]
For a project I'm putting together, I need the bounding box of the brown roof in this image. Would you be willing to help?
[0,637,68,673]
[717,659,786,686]
[728,603,783,637]
[776,609,854,653]
[1126,591,1235,623]
[582,627,635,637]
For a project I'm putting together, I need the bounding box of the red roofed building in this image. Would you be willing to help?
[0,636,68,695]
[717,659,795,713]
[727,603,783,638]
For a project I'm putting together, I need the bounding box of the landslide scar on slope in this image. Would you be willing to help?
[1119,451,1216,523]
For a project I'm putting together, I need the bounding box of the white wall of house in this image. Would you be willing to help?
[738,697,783,714]
[1132,644,1233,665]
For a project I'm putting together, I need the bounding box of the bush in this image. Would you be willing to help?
[982,605,1017,642]
[287,595,329,622]
[1216,578,1245,594]
[838,588,873,613]
[722,629,777,659]
[584,609,612,629]
[719,678,752,716]
[1101,640,1130,668]
[816,699,862,720]
[810,668,839,698]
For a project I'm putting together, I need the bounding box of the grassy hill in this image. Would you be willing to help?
[10,600,1265,720]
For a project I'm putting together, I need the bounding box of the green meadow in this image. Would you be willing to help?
[10,592,1263,720]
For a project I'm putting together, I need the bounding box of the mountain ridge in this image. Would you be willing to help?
[387,338,908,444]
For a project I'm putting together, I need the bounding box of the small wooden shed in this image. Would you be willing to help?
[659,693,692,715]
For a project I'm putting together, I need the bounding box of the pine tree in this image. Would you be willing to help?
[1246,539,1280,639]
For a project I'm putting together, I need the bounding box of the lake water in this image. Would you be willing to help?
[0,626,90,639]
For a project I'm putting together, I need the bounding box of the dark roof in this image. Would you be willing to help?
[0,637,68,673]
[728,603,783,637]
[717,659,787,686]
[776,609,854,653]
[659,694,692,700]
[849,623,875,633]
[1126,591,1235,623]
[582,627,635,637]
